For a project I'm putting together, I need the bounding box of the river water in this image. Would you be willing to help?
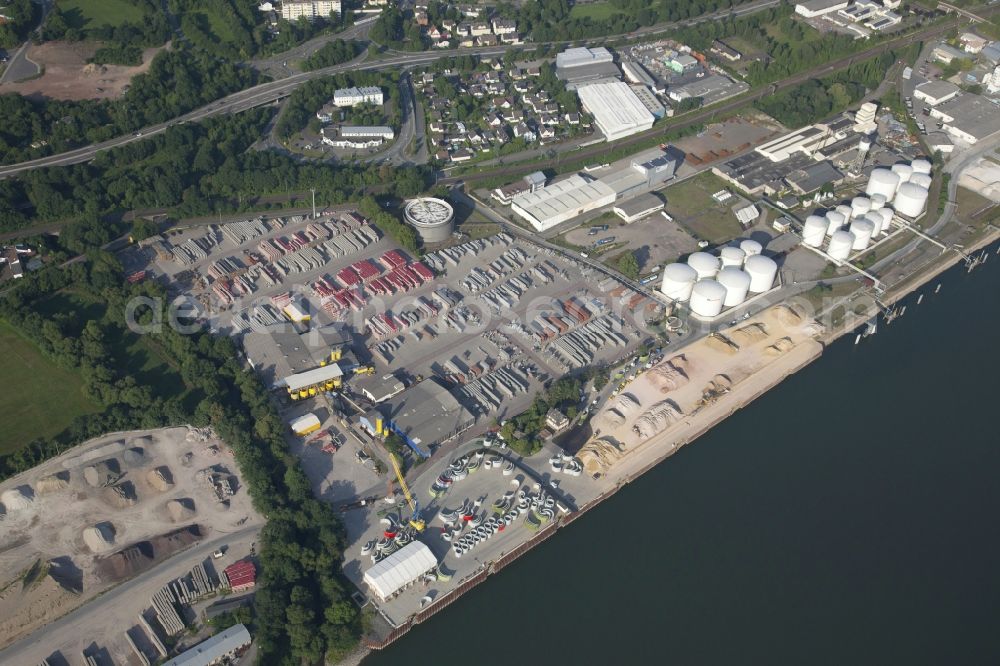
[363,244,1000,666]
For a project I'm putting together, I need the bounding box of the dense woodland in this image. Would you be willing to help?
[0,0,40,48]
[299,38,362,71]
[0,47,257,164]
[0,254,362,662]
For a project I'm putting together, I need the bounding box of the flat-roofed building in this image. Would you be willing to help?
[281,0,340,21]
[377,377,475,453]
[666,74,744,105]
[795,0,848,17]
[755,124,834,162]
[333,86,384,107]
[784,160,844,194]
[913,80,961,106]
[162,624,251,666]
[930,93,1000,144]
[556,46,621,90]
[613,193,664,222]
[630,85,666,119]
[577,81,655,142]
[511,174,617,231]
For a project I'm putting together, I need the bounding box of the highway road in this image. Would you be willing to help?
[0,0,785,179]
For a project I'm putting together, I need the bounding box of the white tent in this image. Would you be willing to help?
[364,542,437,600]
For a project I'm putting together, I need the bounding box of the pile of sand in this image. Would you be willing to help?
[648,361,689,393]
[731,323,769,346]
[632,400,684,439]
[84,459,120,487]
[107,482,137,508]
[765,337,795,356]
[83,523,116,553]
[130,436,153,449]
[36,472,70,494]
[601,393,641,426]
[1,486,34,512]
[122,448,146,467]
[773,304,803,326]
[578,438,625,475]
[706,333,740,354]
[166,498,196,522]
[146,466,174,492]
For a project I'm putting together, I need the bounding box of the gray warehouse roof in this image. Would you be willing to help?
[243,323,352,388]
[614,193,665,218]
[785,160,843,194]
[163,624,251,666]
[380,377,474,449]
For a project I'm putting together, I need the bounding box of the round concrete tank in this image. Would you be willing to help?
[403,197,455,243]
[851,196,872,218]
[660,263,698,301]
[836,204,854,224]
[866,168,900,200]
[870,193,887,210]
[744,255,778,293]
[802,216,828,247]
[825,210,846,236]
[911,158,932,175]
[687,252,720,280]
[828,230,855,260]
[891,163,913,184]
[689,279,727,318]
[849,218,875,250]
[719,246,746,268]
[717,268,751,307]
[909,173,933,189]
[894,183,929,218]
[739,239,763,257]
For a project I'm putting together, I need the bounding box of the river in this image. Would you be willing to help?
[363,244,1000,665]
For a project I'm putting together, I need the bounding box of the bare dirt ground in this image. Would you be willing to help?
[0,426,260,650]
[0,41,164,100]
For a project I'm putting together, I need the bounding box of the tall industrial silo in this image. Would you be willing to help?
[720,246,746,268]
[894,183,929,218]
[689,280,727,318]
[660,263,698,301]
[687,252,720,280]
[717,268,751,307]
[744,255,778,293]
[828,230,855,260]
[802,215,828,247]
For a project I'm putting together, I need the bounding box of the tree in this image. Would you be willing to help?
[617,251,640,280]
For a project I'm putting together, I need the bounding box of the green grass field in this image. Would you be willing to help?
[192,9,237,43]
[0,320,100,455]
[661,172,746,244]
[568,2,624,20]
[59,0,148,29]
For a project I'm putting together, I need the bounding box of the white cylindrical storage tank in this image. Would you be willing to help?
[687,252,720,280]
[911,158,932,175]
[849,218,875,250]
[859,137,872,153]
[828,230,855,260]
[717,268,751,307]
[660,263,698,301]
[894,183,928,218]
[866,168,900,200]
[744,255,778,293]
[910,173,933,189]
[870,193,887,210]
[891,163,913,184]
[836,204,854,224]
[878,208,894,235]
[802,216,827,247]
[825,210,846,236]
[689,279,727,318]
[851,196,871,218]
[739,239,763,257]
[719,246,746,268]
[861,212,883,237]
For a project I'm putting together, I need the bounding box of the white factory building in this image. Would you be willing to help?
[511,174,616,231]
[755,123,839,162]
[333,86,384,107]
[280,0,341,21]
[577,81,655,142]
[795,0,848,17]
[913,80,961,106]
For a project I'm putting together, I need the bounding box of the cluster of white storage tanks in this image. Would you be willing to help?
[864,159,932,220]
[802,157,933,258]
[661,241,777,318]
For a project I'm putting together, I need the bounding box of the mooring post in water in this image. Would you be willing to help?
[935,283,942,293]
[917,294,924,305]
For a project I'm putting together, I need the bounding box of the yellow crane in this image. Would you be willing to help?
[388,451,425,531]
